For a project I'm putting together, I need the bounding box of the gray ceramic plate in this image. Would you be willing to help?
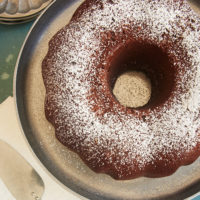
[14,0,200,199]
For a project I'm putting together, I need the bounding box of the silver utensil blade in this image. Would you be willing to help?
[0,140,44,200]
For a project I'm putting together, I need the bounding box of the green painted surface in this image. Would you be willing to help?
[0,22,34,103]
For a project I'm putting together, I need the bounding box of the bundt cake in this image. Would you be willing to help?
[42,0,200,180]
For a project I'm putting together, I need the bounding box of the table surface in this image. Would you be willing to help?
[0,21,33,103]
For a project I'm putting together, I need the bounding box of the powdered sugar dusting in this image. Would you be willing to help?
[43,0,200,179]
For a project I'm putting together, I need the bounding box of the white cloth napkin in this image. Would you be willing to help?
[0,178,16,200]
[0,97,85,200]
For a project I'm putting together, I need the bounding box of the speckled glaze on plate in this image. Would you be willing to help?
[14,0,200,199]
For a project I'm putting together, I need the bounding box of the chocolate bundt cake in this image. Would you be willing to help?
[42,0,200,180]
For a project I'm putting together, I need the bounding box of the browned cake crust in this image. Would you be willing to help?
[42,0,200,180]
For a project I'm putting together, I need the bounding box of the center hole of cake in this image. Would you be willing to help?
[108,41,175,109]
[113,71,151,108]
